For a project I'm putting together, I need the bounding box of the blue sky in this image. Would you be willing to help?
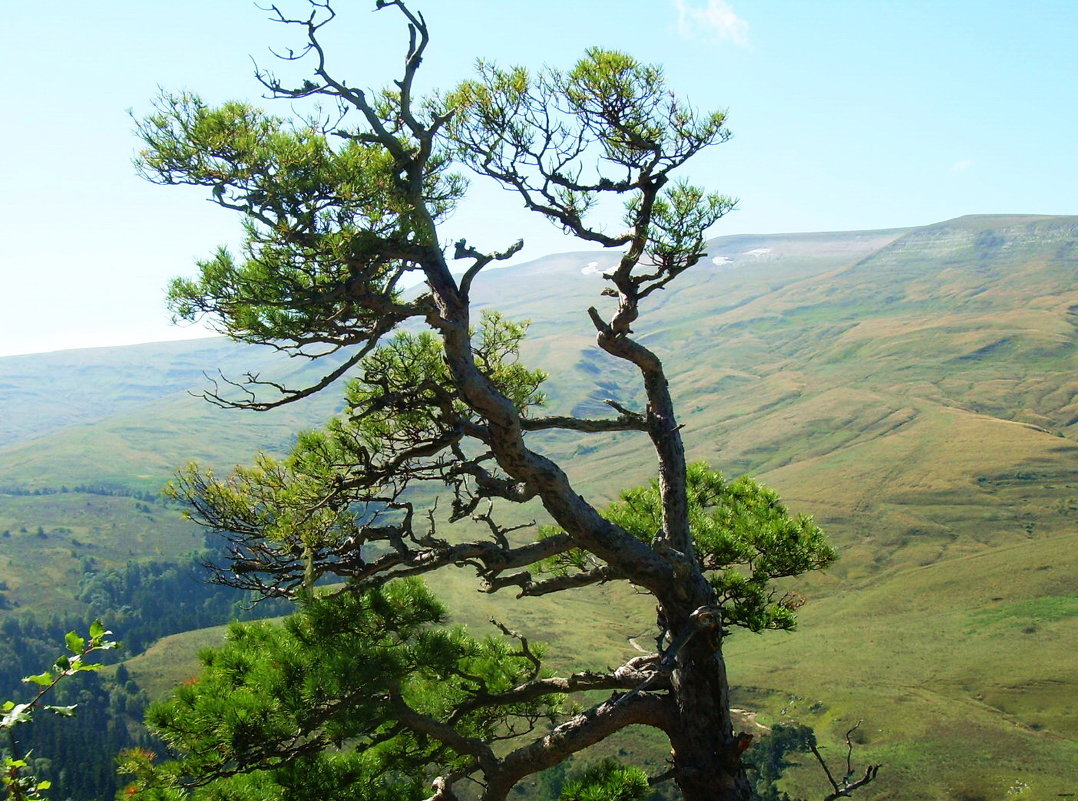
[1,1,1075,357]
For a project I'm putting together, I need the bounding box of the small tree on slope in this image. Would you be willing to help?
[129,3,841,800]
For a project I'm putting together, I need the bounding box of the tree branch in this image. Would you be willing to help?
[455,238,524,300]
[449,653,668,727]
[197,340,374,411]
[389,687,499,776]
[809,721,882,801]
[484,693,672,801]
[521,414,647,433]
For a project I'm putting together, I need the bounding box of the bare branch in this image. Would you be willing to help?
[389,685,499,776]
[488,618,542,680]
[486,693,673,800]
[198,342,373,411]
[450,653,668,728]
[809,722,882,801]
[483,563,623,597]
[521,414,647,433]
[455,238,524,299]
[822,764,881,801]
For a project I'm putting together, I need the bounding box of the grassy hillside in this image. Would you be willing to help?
[0,491,201,613]
[0,338,287,450]
[0,345,350,491]
[2,214,1076,799]
[726,532,1077,801]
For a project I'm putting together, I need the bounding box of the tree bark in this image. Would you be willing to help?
[669,632,754,801]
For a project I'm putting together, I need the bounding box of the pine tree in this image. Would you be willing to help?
[126,3,848,799]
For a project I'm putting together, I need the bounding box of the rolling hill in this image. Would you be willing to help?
[1,214,1075,800]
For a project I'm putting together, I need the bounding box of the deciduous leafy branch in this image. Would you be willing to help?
[1,622,117,801]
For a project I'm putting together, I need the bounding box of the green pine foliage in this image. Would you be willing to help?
[542,463,836,632]
[120,579,563,800]
[557,759,649,801]
[140,92,464,350]
[165,312,546,571]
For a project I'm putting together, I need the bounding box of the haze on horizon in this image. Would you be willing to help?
[2,0,1075,358]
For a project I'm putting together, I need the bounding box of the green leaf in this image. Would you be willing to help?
[45,704,77,717]
[89,620,105,640]
[22,672,53,687]
[54,655,70,671]
[36,781,52,791]
[65,631,86,654]
[0,703,32,728]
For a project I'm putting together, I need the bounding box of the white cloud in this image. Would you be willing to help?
[950,158,974,172]
[673,0,750,47]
